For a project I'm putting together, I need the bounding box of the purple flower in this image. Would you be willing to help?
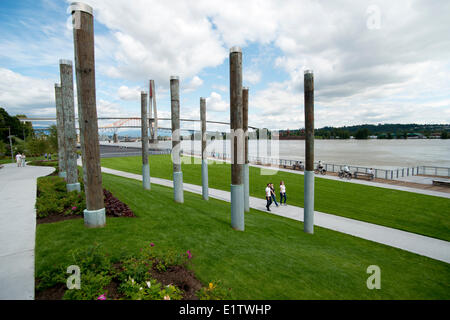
[150,243,155,247]
[97,294,106,300]
[187,250,192,259]
[71,206,77,210]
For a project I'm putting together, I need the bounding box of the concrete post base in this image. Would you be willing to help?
[243,164,249,212]
[304,170,315,234]
[201,160,208,200]
[84,208,106,228]
[173,171,184,203]
[142,163,150,190]
[66,182,81,193]
[231,184,245,231]
[59,171,67,179]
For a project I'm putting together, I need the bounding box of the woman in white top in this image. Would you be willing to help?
[21,153,26,167]
[265,183,272,211]
[280,181,287,205]
[15,153,22,167]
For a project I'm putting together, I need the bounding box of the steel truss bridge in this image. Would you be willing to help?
[21,117,258,134]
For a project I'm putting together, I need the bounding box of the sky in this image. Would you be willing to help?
[0,0,449,133]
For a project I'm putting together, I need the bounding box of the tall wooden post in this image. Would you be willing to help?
[71,2,105,228]
[54,84,66,178]
[148,81,153,143]
[230,46,244,231]
[304,70,315,234]
[60,59,80,192]
[200,97,208,200]
[141,91,150,190]
[170,76,183,203]
[242,87,250,212]
[222,132,226,160]
[150,80,158,143]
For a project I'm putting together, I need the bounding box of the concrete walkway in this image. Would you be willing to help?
[99,165,450,264]
[0,163,55,300]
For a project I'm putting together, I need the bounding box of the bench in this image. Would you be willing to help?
[432,179,450,187]
[292,162,304,171]
[353,172,374,180]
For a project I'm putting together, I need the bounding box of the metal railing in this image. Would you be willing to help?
[180,150,450,179]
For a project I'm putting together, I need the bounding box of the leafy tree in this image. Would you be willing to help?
[355,128,370,139]
[442,131,448,139]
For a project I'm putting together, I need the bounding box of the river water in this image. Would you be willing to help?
[176,139,450,170]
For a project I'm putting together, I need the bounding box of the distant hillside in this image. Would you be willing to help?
[279,123,450,139]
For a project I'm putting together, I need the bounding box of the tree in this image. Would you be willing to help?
[355,128,370,139]
[442,131,448,139]
[0,140,6,156]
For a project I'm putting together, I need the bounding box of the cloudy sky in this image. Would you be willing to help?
[0,0,449,132]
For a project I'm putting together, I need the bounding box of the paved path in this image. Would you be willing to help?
[0,163,55,300]
[99,165,450,264]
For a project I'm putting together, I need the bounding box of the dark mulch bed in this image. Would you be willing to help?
[36,263,203,300]
[35,283,66,300]
[149,265,203,300]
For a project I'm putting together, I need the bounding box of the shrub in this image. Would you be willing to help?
[63,270,112,300]
[196,280,231,300]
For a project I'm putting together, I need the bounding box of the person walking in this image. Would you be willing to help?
[270,183,279,207]
[15,153,22,167]
[265,183,272,211]
[21,153,26,167]
[280,181,287,205]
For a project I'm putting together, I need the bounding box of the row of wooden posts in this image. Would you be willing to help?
[56,2,315,233]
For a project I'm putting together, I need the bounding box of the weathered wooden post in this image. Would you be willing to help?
[148,81,153,143]
[170,76,183,203]
[60,59,80,192]
[242,87,250,212]
[150,80,158,143]
[71,2,105,228]
[141,91,150,190]
[230,46,244,231]
[200,97,208,200]
[304,70,315,234]
[222,132,226,160]
[54,84,66,178]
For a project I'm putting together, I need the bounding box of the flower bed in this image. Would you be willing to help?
[36,176,136,223]
[35,244,229,300]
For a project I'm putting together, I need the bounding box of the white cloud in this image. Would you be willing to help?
[244,69,261,85]
[182,76,204,93]
[206,92,228,112]
[0,68,55,116]
[117,85,141,100]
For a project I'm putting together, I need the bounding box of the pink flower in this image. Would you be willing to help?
[150,243,155,247]
[97,294,106,300]
[187,250,192,259]
[72,206,77,210]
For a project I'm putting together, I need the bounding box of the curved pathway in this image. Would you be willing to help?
[0,163,55,300]
[99,165,450,264]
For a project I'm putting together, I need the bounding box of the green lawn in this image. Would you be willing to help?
[100,155,450,241]
[35,172,450,299]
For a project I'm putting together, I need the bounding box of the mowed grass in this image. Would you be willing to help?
[35,173,450,299]
[101,155,450,241]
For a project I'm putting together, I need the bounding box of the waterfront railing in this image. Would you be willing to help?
[181,150,450,179]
